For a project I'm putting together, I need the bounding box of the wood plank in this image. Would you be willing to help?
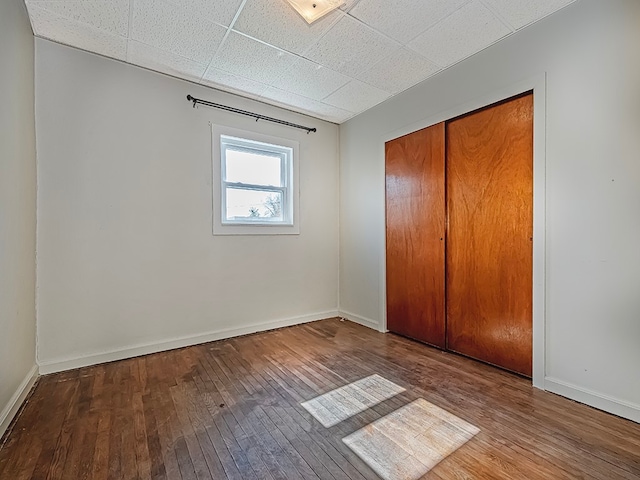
[0,318,638,480]
[214,351,317,480]
[230,339,344,480]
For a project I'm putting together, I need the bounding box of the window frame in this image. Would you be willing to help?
[220,136,290,225]
[212,125,300,235]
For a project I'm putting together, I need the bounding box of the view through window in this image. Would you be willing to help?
[221,135,293,225]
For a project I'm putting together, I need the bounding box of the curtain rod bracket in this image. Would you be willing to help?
[185,94,316,134]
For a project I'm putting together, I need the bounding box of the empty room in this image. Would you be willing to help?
[1,0,639,478]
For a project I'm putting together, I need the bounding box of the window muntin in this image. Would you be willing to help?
[220,135,293,226]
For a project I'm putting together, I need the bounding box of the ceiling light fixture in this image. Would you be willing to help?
[284,0,344,24]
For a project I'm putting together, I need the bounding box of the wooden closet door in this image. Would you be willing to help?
[446,94,533,376]
[386,123,446,348]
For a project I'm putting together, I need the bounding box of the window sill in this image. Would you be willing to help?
[213,224,300,236]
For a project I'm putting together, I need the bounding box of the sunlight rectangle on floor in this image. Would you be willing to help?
[342,398,480,480]
[301,374,405,428]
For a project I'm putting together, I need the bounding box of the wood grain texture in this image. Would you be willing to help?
[1,318,639,479]
[446,93,534,377]
[385,122,446,348]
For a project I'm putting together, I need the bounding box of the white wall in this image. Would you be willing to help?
[0,0,38,436]
[339,0,640,422]
[35,40,340,372]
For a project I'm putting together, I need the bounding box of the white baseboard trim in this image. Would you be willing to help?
[0,365,39,440]
[339,310,381,332]
[38,310,339,374]
[545,377,640,424]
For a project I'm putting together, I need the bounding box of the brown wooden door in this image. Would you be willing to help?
[445,93,534,376]
[385,123,446,348]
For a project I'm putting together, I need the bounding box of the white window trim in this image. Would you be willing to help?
[212,124,300,235]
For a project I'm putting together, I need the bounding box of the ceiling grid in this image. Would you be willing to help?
[25,0,578,123]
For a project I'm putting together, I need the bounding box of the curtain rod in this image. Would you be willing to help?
[186,95,317,134]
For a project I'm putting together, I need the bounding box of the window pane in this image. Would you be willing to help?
[225,188,283,221]
[225,148,282,186]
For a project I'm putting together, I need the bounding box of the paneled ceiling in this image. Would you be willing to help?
[25,0,577,123]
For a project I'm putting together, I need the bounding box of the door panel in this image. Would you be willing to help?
[446,94,533,376]
[385,123,446,348]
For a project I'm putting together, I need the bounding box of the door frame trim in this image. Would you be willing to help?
[379,74,547,389]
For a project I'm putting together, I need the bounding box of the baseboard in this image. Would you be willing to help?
[38,310,339,374]
[339,310,381,332]
[0,365,39,440]
[544,377,640,424]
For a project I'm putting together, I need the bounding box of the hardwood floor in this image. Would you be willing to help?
[1,318,639,479]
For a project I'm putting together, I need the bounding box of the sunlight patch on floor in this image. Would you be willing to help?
[301,374,405,428]
[342,398,480,480]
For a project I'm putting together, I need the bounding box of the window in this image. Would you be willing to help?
[212,126,299,235]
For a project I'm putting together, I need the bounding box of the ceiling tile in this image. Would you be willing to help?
[27,4,127,60]
[127,40,207,82]
[407,0,511,68]
[312,105,354,123]
[27,0,578,124]
[482,0,577,30]
[233,0,340,55]
[209,31,296,85]
[322,79,390,114]
[162,0,244,27]
[25,0,130,36]
[201,67,270,99]
[271,56,350,101]
[356,47,441,93]
[304,15,399,77]
[131,0,227,64]
[260,87,353,123]
[350,0,470,44]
